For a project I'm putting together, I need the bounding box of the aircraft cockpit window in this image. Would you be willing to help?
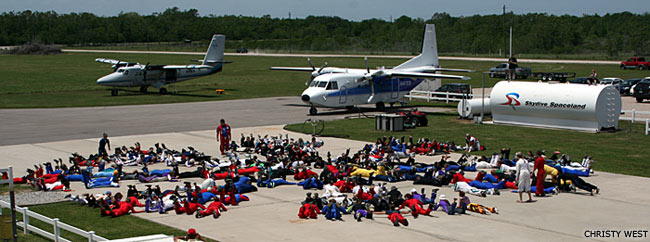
[310,81,319,87]
[117,69,125,73]
[326,81,338,90]
[124,70,129,75]
[318,81,327,88]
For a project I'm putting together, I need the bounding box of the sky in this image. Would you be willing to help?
[2,0,649,20]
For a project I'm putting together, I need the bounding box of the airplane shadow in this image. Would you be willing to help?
[111,89,220,98]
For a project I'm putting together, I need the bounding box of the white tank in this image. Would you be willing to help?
[490,81,621,132]
[457,98,491,118]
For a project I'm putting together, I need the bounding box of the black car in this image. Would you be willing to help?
[435,83,472,99]
[568,77,590,84]
[620,78,642,95]
[236,47,248,53]
[632,79,650,103]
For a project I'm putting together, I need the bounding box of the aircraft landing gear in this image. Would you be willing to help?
[309,106,318,115]
[111,89,118,96]
[139,86,148,93]
[159,87,168,95]
[376,102,385,112]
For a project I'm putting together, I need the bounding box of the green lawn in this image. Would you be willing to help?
[284,113,650,178]
[1,52,648,108]
[2,203,218,241]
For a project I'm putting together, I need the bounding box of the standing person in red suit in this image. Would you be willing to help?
[533,150,547,197]
[216,119,232,155]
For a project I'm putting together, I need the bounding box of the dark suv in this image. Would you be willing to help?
[568,77,590,84]
[435,83,472,99]
[633,78,650,103]
[620,78,642,95]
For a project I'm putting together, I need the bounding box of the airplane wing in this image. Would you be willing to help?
[190,59,232,64]
[162,65,211,69]
[95,58,123,65]
[431,68,475,73]
[407,66,475,73]
[269,67,316,72]
[389,71,471,80]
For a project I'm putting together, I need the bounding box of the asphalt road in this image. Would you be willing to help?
[63,49,620,65]
[0,96,338,146]
[0,96,445,146]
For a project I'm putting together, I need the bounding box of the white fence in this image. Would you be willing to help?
[620,109,650,135]
[0,200,108,242]
[620,109,650,122]
[404,90,478,103]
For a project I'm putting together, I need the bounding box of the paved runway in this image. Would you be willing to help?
[0,96,446,146]
[0,96,332,146]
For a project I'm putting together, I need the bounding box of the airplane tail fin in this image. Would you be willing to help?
[394,24,439,70]
[203,34,225,66]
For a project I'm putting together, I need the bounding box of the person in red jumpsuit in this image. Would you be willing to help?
[387,210,409,226]
[398,194,433,218]
[111,198,143,217]
[196,197,228,218]
[533,150,547,197]
[173,198,206,215]
[298,202,321,219]
[216,119,231,155]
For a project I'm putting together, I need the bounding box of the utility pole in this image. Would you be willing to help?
[503,5,507,58]
[288,12,292,54]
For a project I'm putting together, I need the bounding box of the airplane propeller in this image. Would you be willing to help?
[364,57,369,73]
[141,62,150,82]
[304,58,328,86]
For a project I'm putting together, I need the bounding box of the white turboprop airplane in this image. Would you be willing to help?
[95,34,227,96]
[271,24,474,115]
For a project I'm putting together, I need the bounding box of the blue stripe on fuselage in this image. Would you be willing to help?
[326,77,424,97]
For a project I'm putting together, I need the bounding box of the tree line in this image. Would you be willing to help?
[1,7,649,56]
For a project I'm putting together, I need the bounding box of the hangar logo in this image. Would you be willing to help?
[500,92,521,110]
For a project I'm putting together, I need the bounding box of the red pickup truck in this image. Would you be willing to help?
[620,57,650,70]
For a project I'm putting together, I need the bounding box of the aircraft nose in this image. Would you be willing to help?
[301,94,310,102]
[96,76,107,85]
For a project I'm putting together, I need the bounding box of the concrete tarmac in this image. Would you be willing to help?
[1,125,648,242]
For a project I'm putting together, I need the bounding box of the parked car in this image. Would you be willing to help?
[632,78,650,102]
[620,78,642,95]
[488,63,531,79]
[568,77,590,84]
[599,77,624,91]
[620,57,650,70]
[398,109,428,127]
[236,47,248,53]
[434,83,472,99]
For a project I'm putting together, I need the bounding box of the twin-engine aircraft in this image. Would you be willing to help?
[271,24,473,115]
[95,34,227,96]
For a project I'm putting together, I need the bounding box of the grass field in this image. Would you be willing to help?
[1,52,649,108]
[284,113,650,178]
[1,203,218,241]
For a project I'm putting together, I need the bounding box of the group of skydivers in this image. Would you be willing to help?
[5,132,599,227]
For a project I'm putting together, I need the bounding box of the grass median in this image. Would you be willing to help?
[1,203,218,241]
[284,112,650,178]
[1,52,646,108]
